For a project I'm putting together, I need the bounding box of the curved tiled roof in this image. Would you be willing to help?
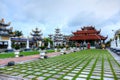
[69,34,107,40]
[70,26,107,41]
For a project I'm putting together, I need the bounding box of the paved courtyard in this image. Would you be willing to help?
[0,49,120,80]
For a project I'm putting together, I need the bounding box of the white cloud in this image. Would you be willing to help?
[0,0,120,39]
[101,20,120,39]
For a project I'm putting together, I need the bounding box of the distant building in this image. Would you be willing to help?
[48,28,69,47]
[0,18,13,49]
[114,29,120,47]
[30,27,43,47]
[69,26,107,46]
[53,28,63,46]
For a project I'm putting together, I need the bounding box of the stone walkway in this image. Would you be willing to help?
[108,49,120,64]
[0,52,61,66]
[0,49,120,80]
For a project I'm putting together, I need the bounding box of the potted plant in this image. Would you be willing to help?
[54,46,57,52]
[39,46,46,59]
[14,44,20,57]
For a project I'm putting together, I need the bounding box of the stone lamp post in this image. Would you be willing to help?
[26,36,30,51]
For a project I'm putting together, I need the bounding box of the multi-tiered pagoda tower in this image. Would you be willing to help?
[30,27,43,47]
[53,28,64,46]
[69,26,107,46]
[0,18,13,49]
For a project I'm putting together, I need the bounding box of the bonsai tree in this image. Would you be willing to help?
[14,44,20,50]
[40,46,46,50]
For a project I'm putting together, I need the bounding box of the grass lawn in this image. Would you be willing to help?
[0,49,120,80]
[46,49,55,53]
[0,49,55,59]
[0,51,39,59]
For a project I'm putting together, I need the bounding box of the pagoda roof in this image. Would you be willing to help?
[11,37,34,42]
[32,28,41,33]
[69,34,107,41]
[0,18,11,26]
[30,33,42,36]
[81,26,95,30]
[70,26,107,41]
[0,34,9,36]
[0,28,11,31]
[73,29,100,34]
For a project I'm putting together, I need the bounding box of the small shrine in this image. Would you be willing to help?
[30,27,43,47]
[69,26,107,46]
[0,18,13,49]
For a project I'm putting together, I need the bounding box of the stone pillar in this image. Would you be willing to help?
[39,41,42,47]
[7,38,12,50]
[117,37,120,47]
[48,42,50,48]
[26,38,30,49]
[113,39,116,48]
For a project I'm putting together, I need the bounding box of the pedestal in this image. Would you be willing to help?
[55,48,57,52]
[60,49,64,55]
[14,50,20,57]
[40,50,45,59]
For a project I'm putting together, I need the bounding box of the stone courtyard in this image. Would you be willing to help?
[0,49,120,80]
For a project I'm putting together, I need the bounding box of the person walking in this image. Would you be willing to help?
[87,42,90,49]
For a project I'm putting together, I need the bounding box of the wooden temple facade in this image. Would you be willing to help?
[69,26,107,46]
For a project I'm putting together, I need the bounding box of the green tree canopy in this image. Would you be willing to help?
[14,30,23,37]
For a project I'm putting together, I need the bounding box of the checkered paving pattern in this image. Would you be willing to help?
[0,49,120,80]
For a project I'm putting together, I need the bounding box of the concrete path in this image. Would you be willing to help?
[107,49,120,64]
[0,52,61,66]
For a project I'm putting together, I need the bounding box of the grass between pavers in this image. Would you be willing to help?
[107,54,118,79]
[87,54,99,80]
[101,53,104,80]
[0,49,120,80]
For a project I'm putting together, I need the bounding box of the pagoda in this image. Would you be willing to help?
[0,18,13,49]
[30,27,43,47]
[53,28,63,46]
[69,26,107,46]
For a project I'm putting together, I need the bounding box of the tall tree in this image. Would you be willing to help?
[44,38,53,48]
[14,30,23,37]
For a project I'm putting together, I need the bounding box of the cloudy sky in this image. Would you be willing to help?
[0,0,120,40]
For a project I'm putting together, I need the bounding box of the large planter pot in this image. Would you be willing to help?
[60,49,64,55]
[14,50,20,57]
[77,48,79,51]
[55,48,57,52]
[70,47,74,52]
[63,48,66,51]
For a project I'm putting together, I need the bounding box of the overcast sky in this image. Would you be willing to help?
[0,0,120,40]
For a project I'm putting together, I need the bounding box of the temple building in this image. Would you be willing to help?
[30,27,43,47]
[69,26,107,46]
[48,28,68,47]
[0,18,13,49]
